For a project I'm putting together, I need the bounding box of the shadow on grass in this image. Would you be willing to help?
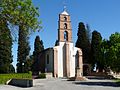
[74,81,120,87]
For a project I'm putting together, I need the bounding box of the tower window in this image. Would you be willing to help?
[64,31,68,41]
[47,54,49,64]
[64,17,67,21]
[64,23,67,29]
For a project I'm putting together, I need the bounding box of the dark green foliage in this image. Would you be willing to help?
[9,64,15,73]
[34,36,44,55]
[0,0,41,73]
[0,73,32,84]
[106,32,120,72]
[100,39,110,71]
[0,16,14,73]
[24,56,33,73]
[75,22,91,63]
[38,73,46,79]
[100,32,120,72]
[32,36,44,73]
[91,30,102,71]
[17,26,30,73]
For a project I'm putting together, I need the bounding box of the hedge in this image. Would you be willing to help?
[38,73,46,79]
[0,73,32,84]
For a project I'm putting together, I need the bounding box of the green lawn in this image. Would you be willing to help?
[0,73,32,84]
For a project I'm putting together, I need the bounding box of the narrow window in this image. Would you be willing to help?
[47,55,49,64]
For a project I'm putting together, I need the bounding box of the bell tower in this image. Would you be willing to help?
[53,7,83,78]
[58,8,72,42]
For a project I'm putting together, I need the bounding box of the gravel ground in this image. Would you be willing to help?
[0,78,120,90]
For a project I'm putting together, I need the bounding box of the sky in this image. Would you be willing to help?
[12,0,120,69]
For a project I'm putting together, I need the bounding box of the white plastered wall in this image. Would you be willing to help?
[53,42,65,77]
[68,43,81,77]
[53,42,82,78]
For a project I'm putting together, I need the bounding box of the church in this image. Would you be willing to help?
[37,8,83,78]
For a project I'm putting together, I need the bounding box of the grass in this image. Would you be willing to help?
[0,73,32,84]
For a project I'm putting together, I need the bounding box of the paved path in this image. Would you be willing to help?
[0,78,120,90]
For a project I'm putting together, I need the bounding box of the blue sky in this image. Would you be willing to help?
[12,0,120,69]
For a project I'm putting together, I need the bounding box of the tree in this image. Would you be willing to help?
[106,32,120,72]
[32,36,44,73]
[86,24,92,42]
[0,0,41,33]
[9,64,15,73]
[34,36,44,55]
[24,55,33,73]
[75,22,91,63]
[100,40,107,68]
[17,27,30,73]
[0,16,14,73]
[99,33,120,72]
[91,30,102,71]
[0,0,41,73]
[86,24,92,63]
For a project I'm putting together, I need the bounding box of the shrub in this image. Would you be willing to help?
[38,73,46,79]
[0,73,32,84]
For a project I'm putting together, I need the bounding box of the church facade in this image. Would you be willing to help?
[37,9,83,78]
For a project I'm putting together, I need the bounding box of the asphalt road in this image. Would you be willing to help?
[0,78,120,90]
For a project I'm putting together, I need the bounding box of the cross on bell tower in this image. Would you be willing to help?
[58,7,72,42]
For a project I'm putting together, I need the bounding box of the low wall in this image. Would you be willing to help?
[8,79,33,87]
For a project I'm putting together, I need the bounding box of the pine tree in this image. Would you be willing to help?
[0,16,14,73]
[17,26,30,73]
[32,36,44,73]
[75,22,91,63]
[91,30,102,71]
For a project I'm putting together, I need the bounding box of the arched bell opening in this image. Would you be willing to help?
[64,31,68,41]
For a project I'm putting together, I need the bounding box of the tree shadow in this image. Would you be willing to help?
[74,81,119,87]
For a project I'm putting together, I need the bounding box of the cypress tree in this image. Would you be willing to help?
[75,22,91,63]
[24,55,33,73]
[0,16,14,73]
[17,25,30,73]
[32,36,44,73]
[91,30,102,71]
[1,0,41,73]
[34,36,44,55]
